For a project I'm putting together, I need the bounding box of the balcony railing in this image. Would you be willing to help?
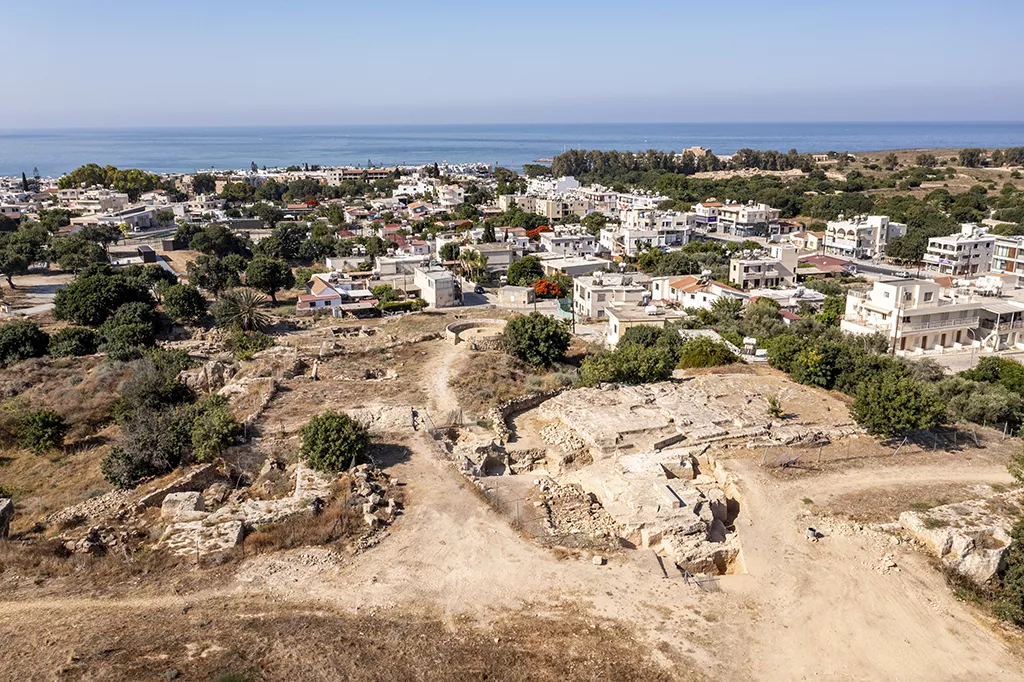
[981,319,1024,330]
[900,316,979,333]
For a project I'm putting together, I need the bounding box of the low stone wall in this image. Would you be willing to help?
[487,388,567,443]
[445,319,506,346]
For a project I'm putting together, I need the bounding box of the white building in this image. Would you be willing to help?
[839,277,1024,353]
[991,235,1024,286]
[649,275,747,310]
[823,215,907,259]
[435,185,465,210]
[573,271,651,320]
[923,224,995,277]
[728,244,798,290]
[605,305,687,347]
[539,230,596,256]
[413,266,459,308]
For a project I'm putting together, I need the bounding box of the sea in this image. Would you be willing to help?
[2,122,1023,178]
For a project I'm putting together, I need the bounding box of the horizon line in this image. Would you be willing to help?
[3,120,1024,134]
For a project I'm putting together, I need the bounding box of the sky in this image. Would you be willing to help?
[1,0,1023,129]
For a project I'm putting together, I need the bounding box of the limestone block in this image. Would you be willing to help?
[161,492,204,521]
[0,498,13,538]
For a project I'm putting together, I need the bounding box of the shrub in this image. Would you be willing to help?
[766,394,783,418]
[101,302,158,362]
[996,518,1024,626]
[101,408,189,488]
[506,256,545,287]
[0,320,49,367]
[189,395,242,462]
[299,411,371,473]
[676,336,738,369]
[244,257,295,302]
[502,312,570,367]
[229,329,274,360]
[19,409,70,455]
[162,283,208,324]
[380,298,427,313]
[48,326,100,357]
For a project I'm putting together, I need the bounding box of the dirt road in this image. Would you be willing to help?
[726,459,1023,682]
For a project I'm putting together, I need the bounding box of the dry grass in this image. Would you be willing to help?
[244,484,370,555]
[0,596,691,681]
[449,349,577,414]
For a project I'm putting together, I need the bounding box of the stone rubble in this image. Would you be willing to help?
[0,498,13,538]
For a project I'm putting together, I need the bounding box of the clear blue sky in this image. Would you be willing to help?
[2,0,1022,128]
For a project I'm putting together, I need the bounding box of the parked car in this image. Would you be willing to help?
[474,285,485,295]
[893,270,910,278]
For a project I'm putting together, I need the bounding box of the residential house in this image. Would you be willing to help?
[539,230,596,256]
[991,234,1024,286]
[412,266,460,308]
[464,242,522,272]
[649,275,747,310]
[604,305,687,347]
[435,185,465,210]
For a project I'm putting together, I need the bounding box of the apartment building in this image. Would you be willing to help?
[840,277,1024,352]
[573,271,651,320]
[463,242,522,272]
[323,167,393,184]
[823,215,907,259]
[604,305,687,347]
[716,202,781,237]
[923,224,995,277]
[728,245,798,290]
[991,235,1024,286]
[435,185,465,209]
[539,230,596,256]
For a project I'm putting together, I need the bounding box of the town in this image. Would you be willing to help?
[2,146,1024,680]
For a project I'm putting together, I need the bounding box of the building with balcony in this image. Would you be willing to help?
[728,244,798,290]
[573,271,651,320]
[840,278,1024,353]
[823,215,906,259]
[991,235,1024,286]
[923,224,995,277]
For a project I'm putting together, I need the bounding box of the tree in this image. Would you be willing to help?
[101,302,158,361]
[958,148,986,168]
[189,224,250,257]
[502,313,570,367]
[882,152,900,171]
[50,234,108,272]
[0,320,49,367]
[213,288,271,332]
[439,242,461,262]
[851,372,944,437]
[163,284,208,324]
[245,257,295,302]
[186,254,242,299]
[191,173,216,195]
[581,212,608,237]
[300,411,371,473]
[53,271,154,326]
[506,255,545,287]
[371,284,400,304]
[481,223,497,243]
[19,409,70,455]
[48,326,100,357]
[915,153,938,168]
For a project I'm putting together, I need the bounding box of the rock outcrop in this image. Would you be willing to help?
[899,492,1022,584]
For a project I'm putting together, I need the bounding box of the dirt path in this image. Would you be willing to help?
[725,459,1023,682]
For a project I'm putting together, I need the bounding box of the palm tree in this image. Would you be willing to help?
[215,288,271,332]
[459,250,488,283]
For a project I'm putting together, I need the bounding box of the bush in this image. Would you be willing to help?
[851,371,945,437]
[19,409,70,455]
[506,255,545,287]
[502,313,570,367]
[580,343,678,386]
[996,518,1024,626]
[48,326,100,357]
[0,320,49,367]
[101,302,158,362]
[676,336,737,369]
[380,298,427,313]
[163,283,208,324]
[299,411,371,473]
[189,395,242,462]
[229,329,274,360]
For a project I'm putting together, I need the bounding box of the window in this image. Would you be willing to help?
[923,292,933,302]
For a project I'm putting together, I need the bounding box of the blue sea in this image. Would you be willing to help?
[1,122,1023,178]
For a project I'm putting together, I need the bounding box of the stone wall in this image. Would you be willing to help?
[487,388,567,443]
[444,319,506,345]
